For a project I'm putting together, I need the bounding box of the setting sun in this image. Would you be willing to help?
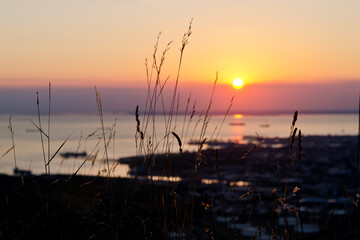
[233,78,244,89]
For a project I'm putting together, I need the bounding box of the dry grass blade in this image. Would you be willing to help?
[171,131,182,153]
[199,138,207,150]
[242,135,264,159]
[8,116,17,168]
[67,138,101,182]
[240,192,250,199]
[46,133,72,166]
[325,207,338,226]
[29,119,49,138]
[0,146,14,160]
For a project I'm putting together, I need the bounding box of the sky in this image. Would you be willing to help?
[0,0,359,113]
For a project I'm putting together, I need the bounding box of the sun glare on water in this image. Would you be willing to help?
[233,78,244,89]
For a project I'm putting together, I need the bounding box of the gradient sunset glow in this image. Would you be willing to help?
[1,1,359,87]
[0,0,359,114]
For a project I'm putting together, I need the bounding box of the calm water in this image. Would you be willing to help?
[0,113,357,176]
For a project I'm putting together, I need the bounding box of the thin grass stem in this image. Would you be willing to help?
[36,92,48,176]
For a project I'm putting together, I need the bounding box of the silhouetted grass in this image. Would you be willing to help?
[0,21,359,240]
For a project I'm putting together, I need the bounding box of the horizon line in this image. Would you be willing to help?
[0,109,357,116]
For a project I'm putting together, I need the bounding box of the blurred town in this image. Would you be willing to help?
[121,135,359,239]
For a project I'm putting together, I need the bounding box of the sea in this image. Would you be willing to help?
[0,113,357,177]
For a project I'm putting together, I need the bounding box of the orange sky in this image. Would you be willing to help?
[0,0,359,88]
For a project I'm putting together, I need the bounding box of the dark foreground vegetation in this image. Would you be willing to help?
[1,135,359,240]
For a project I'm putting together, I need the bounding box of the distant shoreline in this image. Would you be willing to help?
[0,110,357,116]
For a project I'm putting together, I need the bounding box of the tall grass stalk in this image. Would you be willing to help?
[47,83,51,175]
[165,20,192,153]
[8,116,17,169]
[36,92,48,176]
[95,88,111,178]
